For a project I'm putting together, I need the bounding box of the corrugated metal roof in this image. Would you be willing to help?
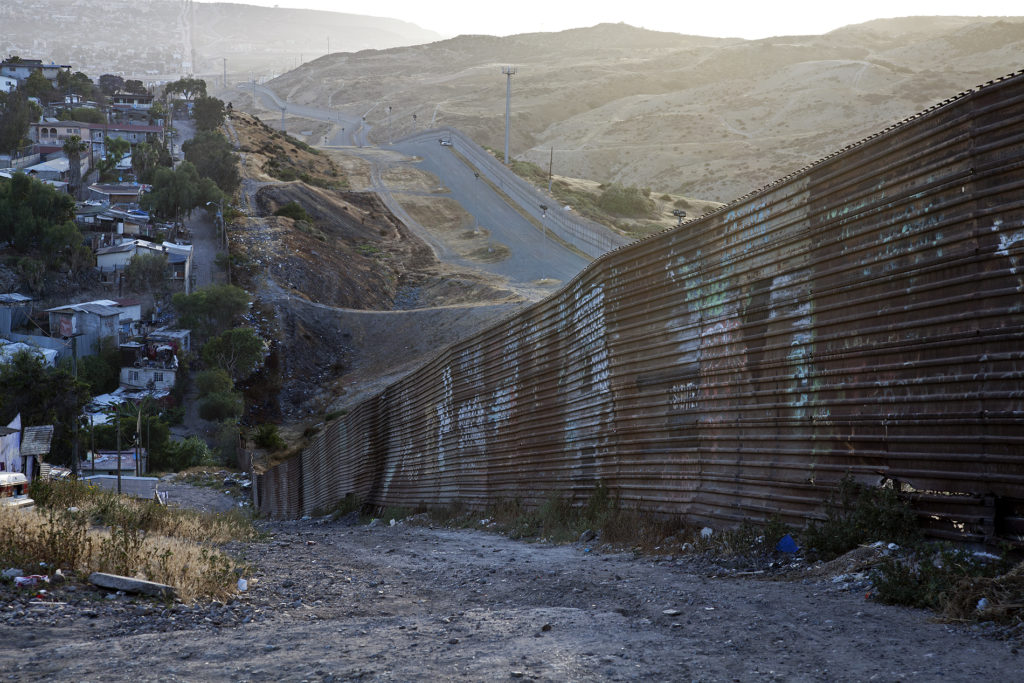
[47,302,121,317]
[20,425,53,456]
[0,293,32,304]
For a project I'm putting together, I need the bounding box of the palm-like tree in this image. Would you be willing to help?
[62,134,88,200]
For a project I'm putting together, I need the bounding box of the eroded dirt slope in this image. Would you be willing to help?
[226,112,525,434]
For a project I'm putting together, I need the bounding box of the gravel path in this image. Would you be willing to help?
[1,486,1021,681]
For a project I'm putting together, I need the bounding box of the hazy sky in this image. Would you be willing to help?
[211,0,1023,39]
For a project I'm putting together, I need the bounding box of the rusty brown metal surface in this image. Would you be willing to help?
[257,71,1024,542]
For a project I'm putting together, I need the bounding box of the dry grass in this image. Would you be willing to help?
[0,479,256,602]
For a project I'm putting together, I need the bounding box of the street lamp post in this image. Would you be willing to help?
[539,203,549,251]
[672,209,687,228]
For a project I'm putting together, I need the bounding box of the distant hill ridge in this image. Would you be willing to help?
[0,0,442,79]
[268,17,1024,202]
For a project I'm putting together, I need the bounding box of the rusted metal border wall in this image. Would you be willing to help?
[258,71,1024,542]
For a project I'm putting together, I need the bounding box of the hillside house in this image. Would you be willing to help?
[95,239,192,293]
[0,59,70,88]
[45,301,119,353]
[87,183,144,208]
[110,92,153,110]
[119,339,177,392]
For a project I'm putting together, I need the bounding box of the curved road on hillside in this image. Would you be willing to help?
[241,84,589,290]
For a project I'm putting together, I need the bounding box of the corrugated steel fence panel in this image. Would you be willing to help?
[259,70,1024,542]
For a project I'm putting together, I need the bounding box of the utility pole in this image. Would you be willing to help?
[280,105,286,132]
[387,105,392,144]
[548,147,554,192]
[222,58,227,88]
[502,66,516,165]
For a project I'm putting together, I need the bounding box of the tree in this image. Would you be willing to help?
[23,70,55,101]
[141,161,217,225]
[123,251,168,293]
[172,283,249,338]
[131,141,169,184]
[56,70,95,99]
[198,391,243,422]
[62,134,87,200]
[98,74,125,96]
[124,79,147,95]
[193,95,225,131]
[96,136,130,181]
[154,435,210,472]
[74,338,120,395]
[58,107,105,124]
[195,368,233,397]
[0,90,40,156]
[164,77,206,103]
[0,171,76,251]
[201,327,266,381]
[182,130,240,194]
[0,350,90,467]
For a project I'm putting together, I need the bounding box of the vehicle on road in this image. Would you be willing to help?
[439,137,452,146]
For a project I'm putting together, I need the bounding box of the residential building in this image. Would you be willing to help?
[87,183,144,207]
[0,59,70,87]
[45,301,120,353]
[110,92,153,110]
[95,238,193,293]
[120,338,177,392]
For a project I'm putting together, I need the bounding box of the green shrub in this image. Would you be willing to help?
[597,183,656,217]
[253,423,286,451]
[195,368,233,397]
[273,201,310,222]
[803,476,921,560]
[198,391,242,421]
[871,544,1010,611]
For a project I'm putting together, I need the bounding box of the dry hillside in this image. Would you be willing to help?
[224,112,523,430]
[267,18,1024,203]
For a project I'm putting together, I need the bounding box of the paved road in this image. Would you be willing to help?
[243,84,370,147]
[240,84,589,290]
[392,137,588,284]
[171,111,227,291]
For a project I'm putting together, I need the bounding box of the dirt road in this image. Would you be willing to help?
[3,502,1020,681]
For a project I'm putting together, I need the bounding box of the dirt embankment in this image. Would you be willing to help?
[225,113,524,436]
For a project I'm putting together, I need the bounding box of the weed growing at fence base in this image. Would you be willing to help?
[803,475,921,561]
[1,479,255,602]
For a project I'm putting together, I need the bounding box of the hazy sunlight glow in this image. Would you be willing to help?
[202,0,1023,40]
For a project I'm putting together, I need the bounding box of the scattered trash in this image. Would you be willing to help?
[977,598,990,611]
[776,534,799,553]
[2,568,23,579]
[67,506,79,513]
[887,543,899,551]
[14,575,49,587]
[389,519,396,527]
[700,527,713,539]
[237,578,248,592]
[662,608,681,616]
[579,529,597,543]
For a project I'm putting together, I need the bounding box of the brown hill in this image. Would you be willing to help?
[268,18,1024,203]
